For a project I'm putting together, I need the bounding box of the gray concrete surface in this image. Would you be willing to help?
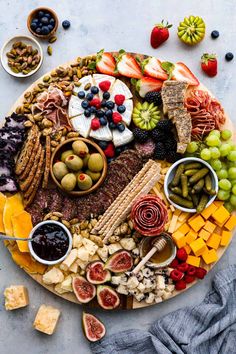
[0,0,235,353]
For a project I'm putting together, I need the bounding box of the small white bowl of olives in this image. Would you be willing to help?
[50,138,107,196]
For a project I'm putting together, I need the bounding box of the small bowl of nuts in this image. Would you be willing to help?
[0,35,43,78]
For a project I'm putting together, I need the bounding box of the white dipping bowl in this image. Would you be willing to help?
[1,35,43,78]
[164,157,218,213]
[28,220,72,266]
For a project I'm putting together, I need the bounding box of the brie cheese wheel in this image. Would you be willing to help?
[89,124,112,141]
[68,95,84,117]
[73,75,94,93]
[70,114,94,138]
[110,79,133,100]
[93,74,116,99]
[112,126,134,147]
[114,99,133,126]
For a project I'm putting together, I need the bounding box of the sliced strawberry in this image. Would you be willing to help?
[96,49,118,76]
[116,52,143,79]
[134,76,163,98]
[142,57,168,80]
[172,62,199,86]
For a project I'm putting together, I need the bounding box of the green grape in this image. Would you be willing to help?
[221,161,227,169]
[211,159,222,171]
[209,147,220,159]
[224,201,234,213]
[206,135,221,147]
[228,142,236,151]
[232,185,236,195]
[217,189,230,201]
[230,195,236,206]
[216,169,228,179]
[228,151,236,162]
[200,148,211,161]
[221,129,232,141]
[186,141,198,153]
[230,179,236,185]
[219,143,231,157]
[209,130,221,138]
[218,179,232,191]
[228,167,236,179]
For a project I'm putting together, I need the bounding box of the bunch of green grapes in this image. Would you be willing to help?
[186,129,236,212]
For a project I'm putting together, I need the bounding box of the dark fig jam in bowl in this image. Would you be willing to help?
[28,220,72,265]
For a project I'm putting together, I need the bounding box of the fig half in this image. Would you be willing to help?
[82,312,106,342]
[86,261,111,284]
[72,275,96,303]
[97,285,120,310]
[104,250,133,273]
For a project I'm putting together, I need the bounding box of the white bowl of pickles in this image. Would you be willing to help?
[164,157,218,213]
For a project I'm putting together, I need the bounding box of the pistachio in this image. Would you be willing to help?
[47,46,53,56]
[50,216,59,221]
[42,118,53,128]
[61,220,71,229]
[80,220,89,230]
[43,75,50,83]
[13,41,22,48]
[69,218,79,225]
[42,127,53,136]
[80,230,90,238]
[48,36,57,43]
[62,127,68,136]
[84,82,91,90]
[52,212,63,217]
[51,140,59,147]
[76,68,82,78]
[89,235,104,247]
[67,132,79,138]
[24,120,33,128]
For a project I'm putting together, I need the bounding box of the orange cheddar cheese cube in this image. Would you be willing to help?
[213,201,224,208]
[215,218,230,228]
[212,206,230,225]
[204,221,216,234]
[224,215,236,231]
[177,223,190,235]
[186,255,200,267]
[190,238,207,256]
[199,229,211,241]
[188,215,205,232]
[201,203,218,220]
[206,233,221,250]
[185,230,198,245]
[221,230,231,246]
[172,231,186,248]
[184,244,191,254]
[202,249,218,264]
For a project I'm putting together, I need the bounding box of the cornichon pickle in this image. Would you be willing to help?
[189,168,209,184]
[191,194,199,207]
[204,174,212,192]
[196,194,209,213]
[169,194,194,209]
[181,174,188,198]
[184,169,199,176]
[184,162,202,170]
[203,187,216,196]
[170,186,183,196]
[172,163,185,187]
[192,178,205,193]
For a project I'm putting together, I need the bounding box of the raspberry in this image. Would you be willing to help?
[112,112,123,124]
[195,267,207,279]
[114,94,125,105]
[175,279,186,291]
[99,80,111,91]
[177,262,189,273]
[176,248,188,262]
[186,266,196,276]
[170,269,184,281]
[90,98,101,109]
[184,275,195,284]
[104,142,115,158]
[169,258,179,268]
[91,118,100,130]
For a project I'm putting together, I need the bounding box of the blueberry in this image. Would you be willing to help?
[105,109,113,118]
[41,26,50,35]
[38,23,43,28]
[48,24,54,31]
[117,123,125,132]
[31,22,38,30]
[44,13,52,19]
[98,141,108,150]
[91,86,99,94]
[109,122,116,129]
[49,18,55,26]
[78,91,85,99]
[97,110,105,118]
[100,117,108,126]
[35,27,42,34]
[41,16,49,25]
[225,52,234,61]
[62,20,71,29]
[211,30,219,39]
[101,100,107,108]
[81,100,89,109]
[106,101,115,109]
[90,107,97,114]
[103,92,110,100]
[38,11,45,18]
[84,109,91,117]
[86,93,94,101]
[32,18,39,24]
[117,105,126,113]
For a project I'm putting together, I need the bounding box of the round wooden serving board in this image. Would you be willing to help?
[5,52,236,310]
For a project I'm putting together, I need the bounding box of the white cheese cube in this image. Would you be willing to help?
[82,238,98,256]
[134,292,145,302]
[156,275,165,290]
[155,296,163,304]
[116,284,129,295]
[33,305,60,335]
[60,249,78,272]
[97,245,108,261]
[137,282,146,293]
[162,291,172,300]
[4,285,29,310]
[43,267,64,285]
[120,237,136,251]
[155,290,165,297]
[145,292,155,304]
[76,258,88,270]
[165,284,175,293]
[108,242,122,255]
[127,276,139,289]
[69,261,79,273]
[61,276,73,292]
[77,246,90,262]
[73,234,83,248]
[111,275,122,285]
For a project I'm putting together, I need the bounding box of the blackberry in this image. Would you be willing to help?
[153,142,165,160]
[164,138,177,151]
[144,91,162,106]
[151,128,166,142]
[166,151,181,163]
[133,127,149,143]
[156,119,173,131]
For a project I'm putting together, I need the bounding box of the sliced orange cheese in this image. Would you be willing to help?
[12,211,33,253]
[10,249,46,274]
[0,192,6,233]
[3,193,24,235]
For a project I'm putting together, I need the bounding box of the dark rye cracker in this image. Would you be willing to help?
[15,125,38,175]
[42,135,51,189]
[19,133,41,181]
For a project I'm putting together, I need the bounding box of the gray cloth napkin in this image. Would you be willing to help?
[91,265,236,354]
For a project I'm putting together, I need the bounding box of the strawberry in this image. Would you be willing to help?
[91,118,100,130]
[195,267,207,279]
[134,76,163,98]
[201,53,217,77]
[104,142,115,158]
[112,112,123,124]
[116,51,143,79]
[114,94,125,105]
[175,279,186,291]
[150,20,172,49]
[169,258,179,268]
[172,62,199,86]
[99,80,111,91]
[96,49,118,76]
[184,275,195,284]
[176,248,188,262]
[90,98,101,109]
[170,269,184,281]
[142,57,168,80]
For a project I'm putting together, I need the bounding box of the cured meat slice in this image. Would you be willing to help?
[62,197,78,220]
[131,195,168,236]
[49,189,64,212]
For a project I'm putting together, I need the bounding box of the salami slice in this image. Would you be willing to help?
[131,195,168,236]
